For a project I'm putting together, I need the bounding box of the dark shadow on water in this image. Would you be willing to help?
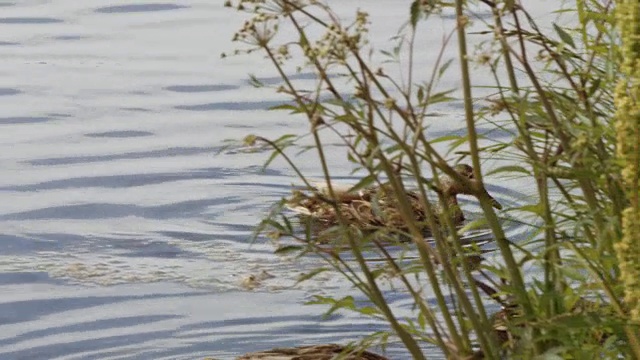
[1,326,178,360]
[0,291,199,326]
[252,72,327,86]
[164,84,238,93]
[0,197,242,220]
[0,88,20,96]
[156,230,217,242]
[0,116,51,125]
[174,100,284,111]
[51,35,87,41]
[0,232,208,258]
[0,285,411,359]
[0,233,86,255]
[198,221,255,236]
[84,130,154,138]
[224,181,291,192]
[46,112,72,118]
[0,172,205,190]
[94,4,189,14]
[0,17,64,24]
[0,314,181,347]
[1,167,281,191]
[0,272,55,286]
[108,239,197,259]
[25,146,220,166]
[120,107,151,112]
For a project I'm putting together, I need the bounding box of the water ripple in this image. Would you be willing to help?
[84,130,154,138]
[1,198,241,220]
[164,84,238,93]
[94,4,189,14]
[174,100,284,112]
[0,116,51,125]
[0,17,64,24]
[0,88,21,96]
[25,147,221,166]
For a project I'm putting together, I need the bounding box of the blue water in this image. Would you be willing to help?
[0,0,561,359]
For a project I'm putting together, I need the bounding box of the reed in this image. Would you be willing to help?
[226,0,640,358]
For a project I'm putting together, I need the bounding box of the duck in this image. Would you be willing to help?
[286,164,502,234]
[235,344,389,360]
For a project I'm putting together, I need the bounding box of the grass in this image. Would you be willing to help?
[226,0,640,358]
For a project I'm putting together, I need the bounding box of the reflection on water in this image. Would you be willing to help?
[0,0,543,359]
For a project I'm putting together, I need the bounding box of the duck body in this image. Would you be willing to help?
[286,164,501,234]
[236,344,389,360]
[288,183,440,232]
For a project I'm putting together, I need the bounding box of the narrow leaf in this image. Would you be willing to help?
[553,23,575,48]
[269,104,300,113]
[486,165,530,176]
[274,245,304,255]
[296,267,330,283]
[349,174,376,193]
[410,0,420,29]
[437,59,454,80]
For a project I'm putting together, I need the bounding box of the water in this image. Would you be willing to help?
[0,1,562,359]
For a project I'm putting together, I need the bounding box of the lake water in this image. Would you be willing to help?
[0,1,562,359]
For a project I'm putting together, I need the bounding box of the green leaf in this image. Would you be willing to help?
[448,134,471,153]
[305,295,333,306]
[486,165,530,176]
[296,267,330,283]
[263,219,285,232]
[335,113,358,123]
[243,134,258,146]
[248,74,264,88]
[325,296,356,317]
[348,174,376,193]
[416,86,424,103]
[269,104,300,113]
[430,134,462,144]
[274,245,304,255]
[588,78,601,96]
[299,32,309,49]
[281,213,294,233]
[457,218,490,234]
[357,306,381,316]
[553,23,575,48]
[559,265,586,282]
[437,59,454,80]
[273,133,297,145]
[512,203,544,216]
[262,148,280,170]
[417,311,427,330]
[427,89,456,105]
[410,0,420,29]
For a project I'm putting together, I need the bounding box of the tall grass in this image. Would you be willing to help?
[226,0,640,358]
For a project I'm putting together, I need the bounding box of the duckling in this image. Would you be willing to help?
[286,164,502,233]
[236,344,389,360]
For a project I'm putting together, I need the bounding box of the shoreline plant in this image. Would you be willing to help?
[225,0,640,358]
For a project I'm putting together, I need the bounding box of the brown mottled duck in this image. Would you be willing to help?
[286,164,502,233]
[235,344,389,360]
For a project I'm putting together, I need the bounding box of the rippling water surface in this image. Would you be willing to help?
[0,1,562,359]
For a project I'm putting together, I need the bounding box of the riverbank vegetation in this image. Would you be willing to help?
[226,0,640,358]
